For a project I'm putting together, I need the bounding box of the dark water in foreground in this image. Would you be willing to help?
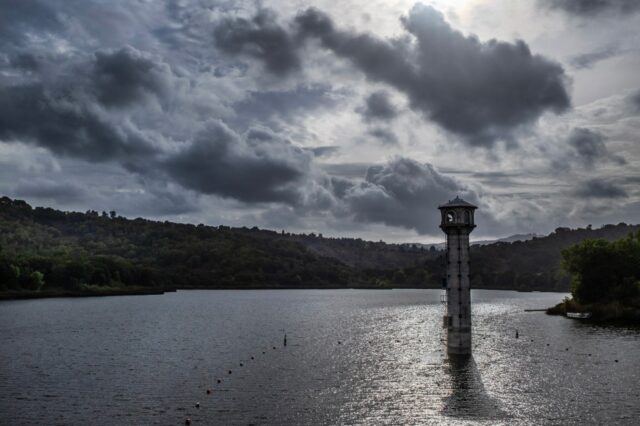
[1,290,638,425]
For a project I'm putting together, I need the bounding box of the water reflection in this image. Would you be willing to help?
[442,355,508,421]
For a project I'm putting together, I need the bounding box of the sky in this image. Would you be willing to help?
[0,0,639,243]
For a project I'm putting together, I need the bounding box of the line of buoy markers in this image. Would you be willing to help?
[184,330,622,424]
[185,332,289,425]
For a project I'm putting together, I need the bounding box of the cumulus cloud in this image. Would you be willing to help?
[0,0,61,49]
[163,121,312,204]
[540,0,640,16]
[343,158,474,233]
[358,91,398,122]
[573,178,628,198]
[93,46,172,108]
[567,127,626,168]
[213,9,301,76]
[294,4,570,146]
[0,83,159,163]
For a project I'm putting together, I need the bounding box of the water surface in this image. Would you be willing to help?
[1,290,638,425]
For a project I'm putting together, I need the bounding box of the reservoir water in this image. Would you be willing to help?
[1,289,638,425]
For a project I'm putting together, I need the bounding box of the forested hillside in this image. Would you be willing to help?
[1,196,638,298]
[0,197,430,296]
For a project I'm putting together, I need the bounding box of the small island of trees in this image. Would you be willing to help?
[548,231,640,324]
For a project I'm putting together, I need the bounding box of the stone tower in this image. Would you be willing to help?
[439,196,477,356]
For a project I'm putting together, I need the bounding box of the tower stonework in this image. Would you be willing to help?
[439,196,477,356]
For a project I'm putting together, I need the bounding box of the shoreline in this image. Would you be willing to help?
[546,299,640,326]
[0,286,568,301]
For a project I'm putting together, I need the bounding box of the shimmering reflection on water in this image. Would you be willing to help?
[0,290,639,425]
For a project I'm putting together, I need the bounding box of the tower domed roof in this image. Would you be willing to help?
[438,196,477,209]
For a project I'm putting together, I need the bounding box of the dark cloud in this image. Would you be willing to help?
[0,0,62,48]
[628,89,640,113]
[293,4,570,146]
[567,127,626,168]
[307,146,340,157]
[12,180,87,204]
[93,46,172,108]
[368,128,398,145]
[0,83,159,163]
[573,179,628,198]
[343,158,473,233]
[321,163,371,179]
[359,91,398,122]
[213,9,301,76]
[164,121,310,204]
[9,53,41,71]
[541,0,640,15]
[569,44,625,69]
[231,84,335,125]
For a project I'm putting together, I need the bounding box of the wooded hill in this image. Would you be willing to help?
[1,196,638,297]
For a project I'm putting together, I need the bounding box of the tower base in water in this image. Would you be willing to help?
[447,327,471,356]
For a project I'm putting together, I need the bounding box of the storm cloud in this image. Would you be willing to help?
[295,4,570,145]
[93,46,172,108]
[213,9,301,76]
[164,121,311,204]
[541,0,640,15]
[567,127,626,168]
[574,178,628,198]
[359,91,398,122]
[0,83,159,163]
[343,158,473,233]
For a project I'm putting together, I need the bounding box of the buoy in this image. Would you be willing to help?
[530,339,534,342]
[273,346,276,350]
[262,351,266,354]
[240,363,243,367]
[228,370,232,374]
[195,402,200,408]
[515,330,519,339]
[206,389,211,395]
[546,343,549,346]
[185,417,191,425]
[251,356,254,360]
[217,379,221,384]
[588,354,592,356]
[338,341,341,345]
[615,359,619,363]
[284,334,287,347]
[566,348,569,351]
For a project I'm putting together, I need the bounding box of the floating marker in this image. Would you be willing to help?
[251,356,254,360]
[228,370,232,374]
[515,330,519,339]
[284,334,287,347]
[217,379,221,384]
[185,417,191,425]
[615,360,619,363]
[195,402,200,409]
[338,341,341,345]
[240,363,243,367]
